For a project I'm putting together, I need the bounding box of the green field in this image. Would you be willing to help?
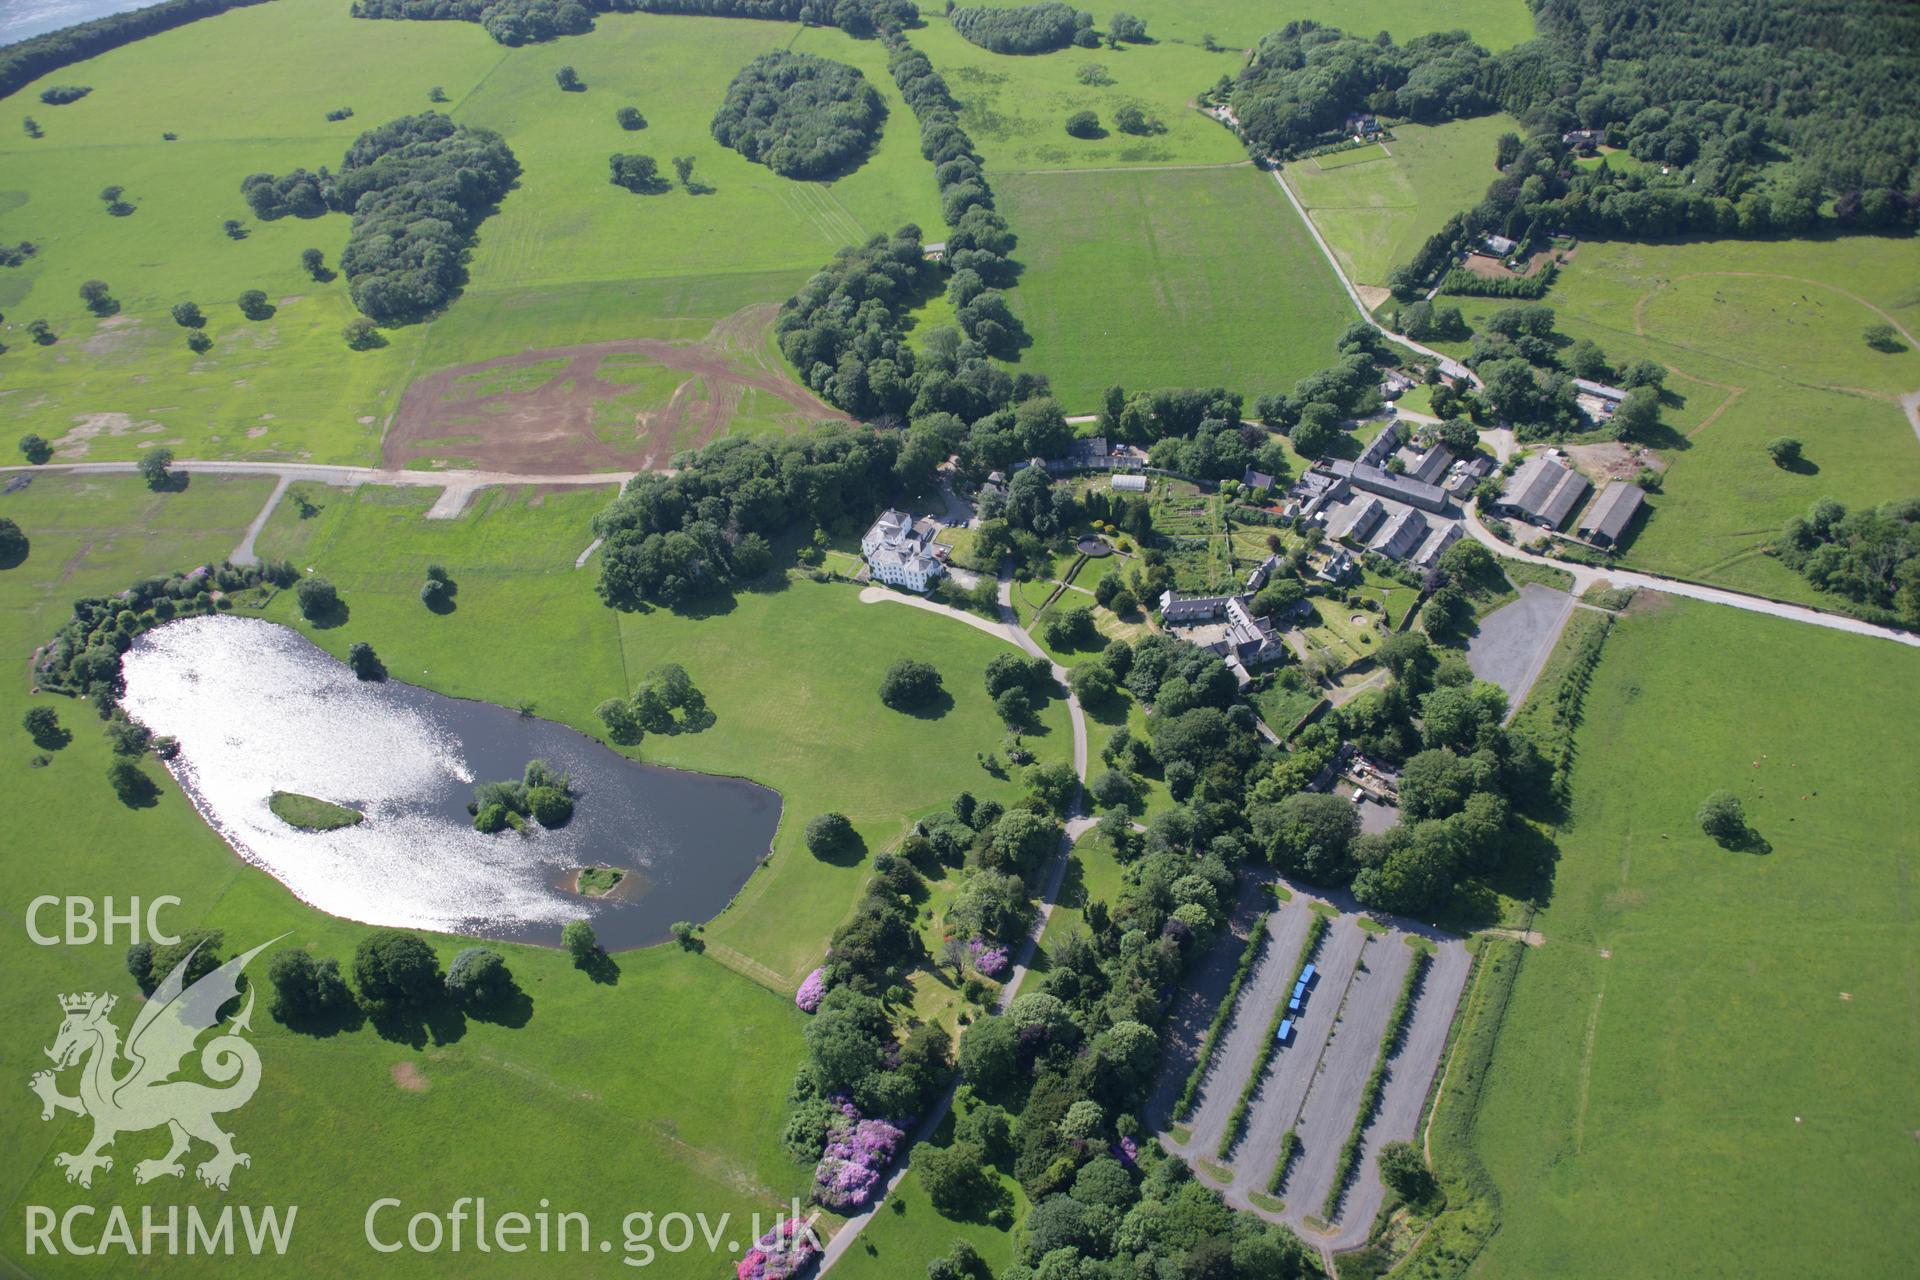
[996,165,1356,412]
[0,473,814,1277]
[0,0,938,464]
[1465,599,1920,1279]
[944,0,1536,55]
[912,16,1245,172]
[1284,114,1522,288]
[1513,236,1920,602]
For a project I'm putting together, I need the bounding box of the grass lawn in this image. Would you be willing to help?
[1397,383,1437,416]
[0,0,939,464]
[1449,236,1920,604]
[1284,114,1522,287]
[249,483,1073,990]
[994,165,1356,414]
[1300,596,1386,666]
[1350,566,1422,627]
[1037,825,1130,960]
[1311,142,1388,169]
[1466,599,1920,1279]
[0,473,812,1278]
[1252,676,1324,737]
[1571,147,1655,177]
[826,1164,1031,1280]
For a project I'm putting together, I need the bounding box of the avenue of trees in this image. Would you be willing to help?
[710,51,885,179]
[883,29,1028,352]
[241,113,519,325]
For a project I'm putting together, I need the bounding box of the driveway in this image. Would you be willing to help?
[1456,504,1920,648]
[1466,583,1577,712]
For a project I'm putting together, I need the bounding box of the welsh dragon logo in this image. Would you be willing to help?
[30,936,280,1190]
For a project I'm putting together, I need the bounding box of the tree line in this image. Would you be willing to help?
[883,26,1028,353]
[709,51,885,180]
[0,0,271,101]
[349,0,918,45]
[592,426,898,608]
[241,113,519,325]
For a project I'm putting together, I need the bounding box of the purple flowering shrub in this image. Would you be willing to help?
[794,967,827,1013]
[969,938,1010,979]
[735,1217,820,1280]
[811,1105,905,1212]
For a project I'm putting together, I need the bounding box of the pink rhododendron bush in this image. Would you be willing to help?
[968,937,1011,978]
[735,1217,819,1280]
[794,967,827,1013]
[811,1104,906,1212]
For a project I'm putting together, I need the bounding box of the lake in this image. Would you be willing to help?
[119,615,781,949]
[1,0,170,46]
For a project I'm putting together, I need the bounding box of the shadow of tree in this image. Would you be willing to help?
[274,999,366,1039]
[583,950,622,985]
[306,599,350,630]
[466,982,534,1028]
[110,764,162,808]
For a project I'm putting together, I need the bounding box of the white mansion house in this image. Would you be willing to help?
[861,509,948,593]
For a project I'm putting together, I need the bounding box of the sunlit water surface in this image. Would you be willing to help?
[121,615,779,948]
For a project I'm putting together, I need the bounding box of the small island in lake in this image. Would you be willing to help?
[575,867,625,897]
[269,790,365,832]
